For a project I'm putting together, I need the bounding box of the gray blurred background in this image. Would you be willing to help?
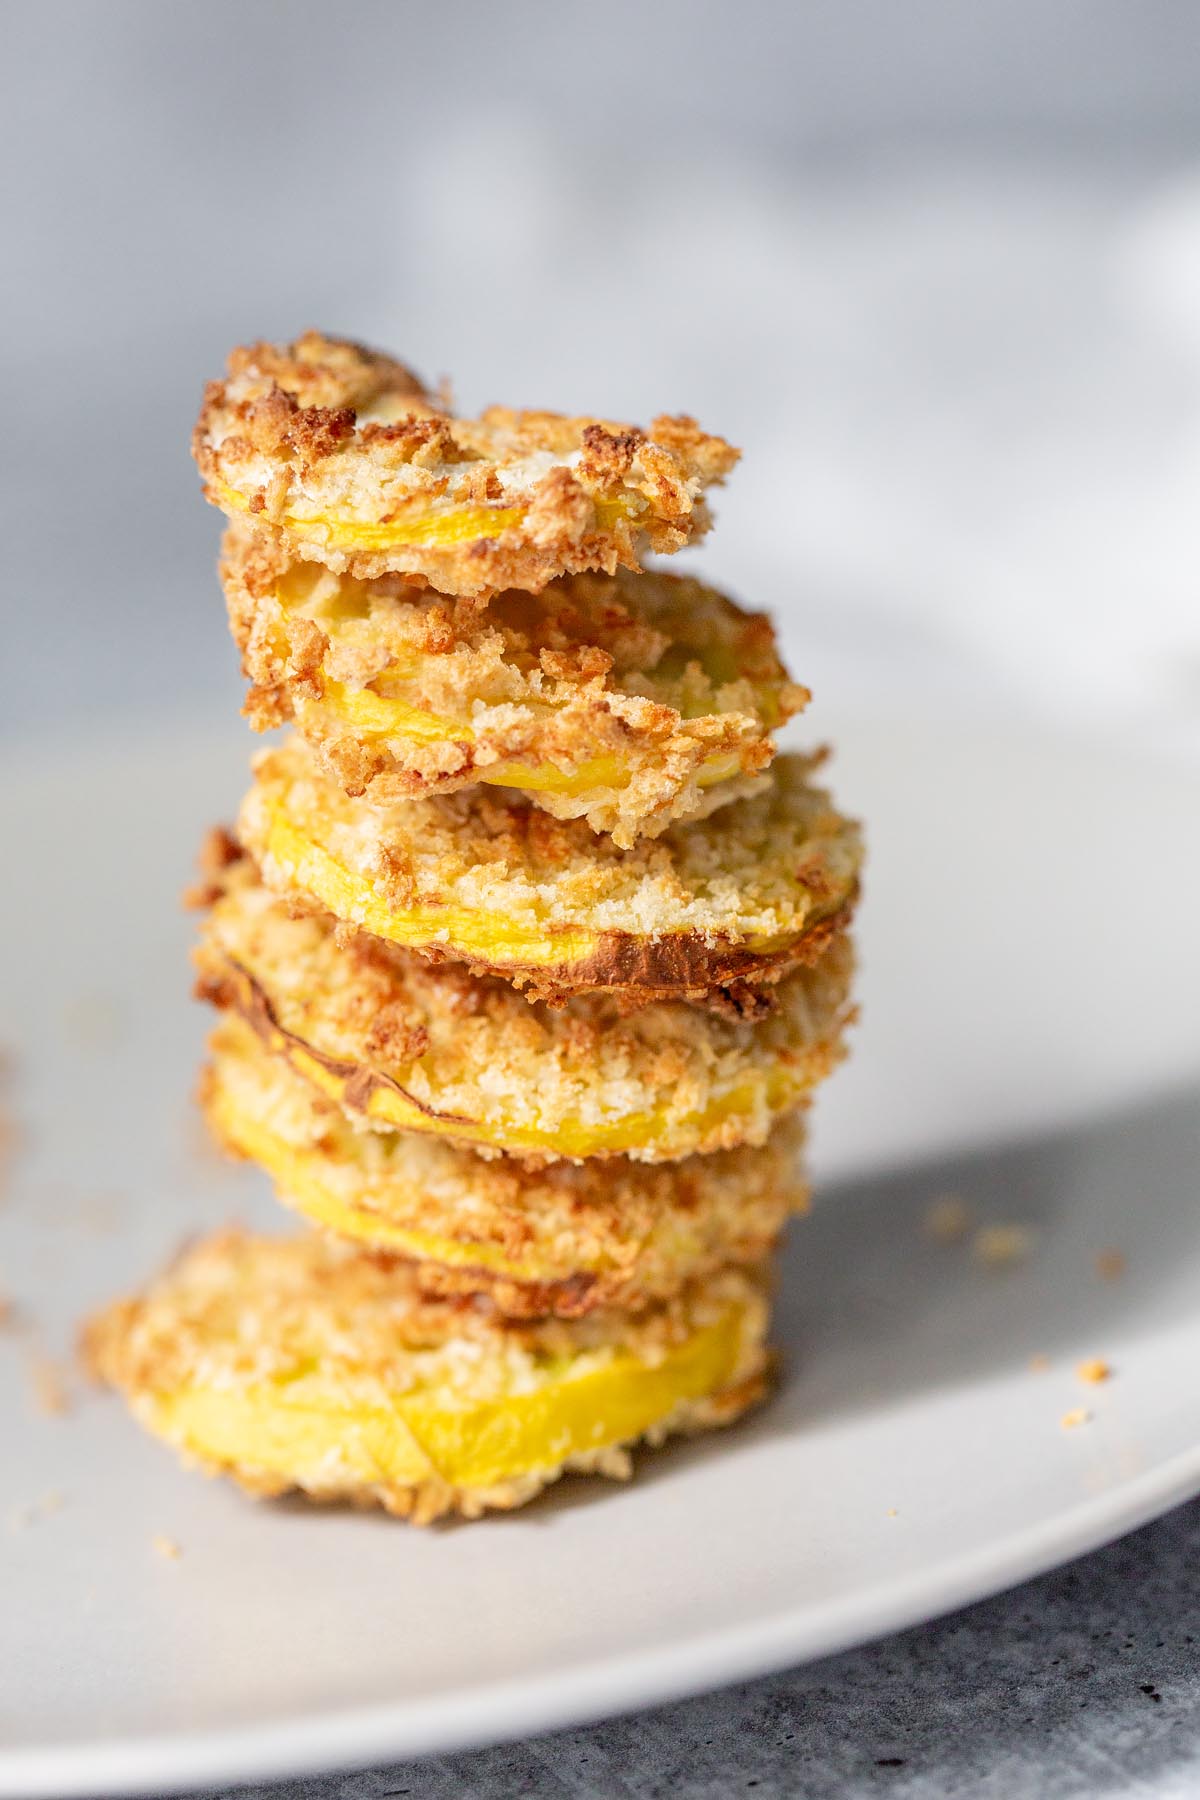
[6,0,1200,743]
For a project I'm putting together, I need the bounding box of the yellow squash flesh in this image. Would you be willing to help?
[216,482,635,552]
[259,802,793,974]
[276,1027,805,1160]
[149,1303,749,1494]
[208,1072,562,1275]
[298,684,743,799]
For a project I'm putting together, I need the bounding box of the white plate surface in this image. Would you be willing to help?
[2,711,1200,1797]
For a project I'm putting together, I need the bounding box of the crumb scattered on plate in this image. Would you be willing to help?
[922,1194,972,1244]
[972,1223,1035,1268]
[1028,1352,1050,1373]
[152,1535,182,1561]
[29,1352,71,1416]
[1095,1248,1126,1282]
[1060,1408,1091,1430]
[1076,1358,1112,1385]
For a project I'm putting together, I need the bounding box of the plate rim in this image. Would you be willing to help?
[6,1445,1200,1798]
[6,712,1200,1796]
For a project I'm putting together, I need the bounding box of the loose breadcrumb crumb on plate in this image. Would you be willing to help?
[922,1194,973,1244]
[972,1223,1035,1268]
[29,1351,72,1416]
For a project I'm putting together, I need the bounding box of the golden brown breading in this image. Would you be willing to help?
[194,849,856,1162]
[237,735,862,1002]
[194,333,739,597]
[221,521,807,846]
[203,1012,806,1318]
[84,1230,771,1522]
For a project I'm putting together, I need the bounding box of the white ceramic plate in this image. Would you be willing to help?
[3,711,1200,1798]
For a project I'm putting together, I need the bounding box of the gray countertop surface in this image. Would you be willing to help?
[184,1498,1200,1800]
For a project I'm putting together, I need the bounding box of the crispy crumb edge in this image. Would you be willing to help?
[221,520,806,845]
[240,736,863,1005]
[194,332,740,597]
[192,850,856,1169]
[201,1016,810,1319]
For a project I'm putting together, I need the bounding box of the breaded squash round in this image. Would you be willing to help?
[193,332,739,597]
[203,1013,806,1318]
[193,847,855,1163]
[221,522,807,846]
[84,1230,771,1523]
[237,736,861,1002]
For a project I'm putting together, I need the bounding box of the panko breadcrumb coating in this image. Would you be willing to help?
[204,1013,806,1318]
[194,333,739,597]
[84,1230,771,1523]
[78,331,863,1530]
[238,736,861,1001]
[221,521,806,846]
[194,847,856,1162]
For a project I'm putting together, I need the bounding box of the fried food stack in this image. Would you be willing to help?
[87,334,862,1522]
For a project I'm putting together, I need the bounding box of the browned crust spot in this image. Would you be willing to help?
[505,900,857,1002]
[354,1252,775,1325]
